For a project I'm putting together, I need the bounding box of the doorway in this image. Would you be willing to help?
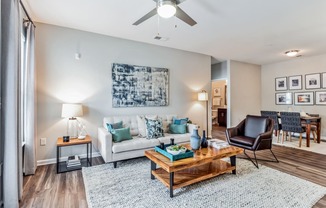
[211,79,227,129]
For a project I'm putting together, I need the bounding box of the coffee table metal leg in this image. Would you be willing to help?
[230,155,236,174]
[151,161,156,179]
[170,172,174,198]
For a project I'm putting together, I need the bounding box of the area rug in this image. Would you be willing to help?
[82,158,326,208]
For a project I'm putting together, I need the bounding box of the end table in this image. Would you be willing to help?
[56,135,92,174]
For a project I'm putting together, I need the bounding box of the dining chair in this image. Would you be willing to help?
[280,112,316,147]
[261,111,282,142]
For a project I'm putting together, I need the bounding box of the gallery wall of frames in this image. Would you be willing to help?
[275,72,326,106]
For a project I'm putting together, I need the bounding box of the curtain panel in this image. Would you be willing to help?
[1,0,22,207]
[23,22,36,175]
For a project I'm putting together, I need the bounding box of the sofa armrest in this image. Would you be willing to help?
[187,123,199,134]
[98,127,113,163]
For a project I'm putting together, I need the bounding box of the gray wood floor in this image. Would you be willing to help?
[20,126,326,207]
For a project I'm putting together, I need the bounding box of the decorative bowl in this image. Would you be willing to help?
[166,145,187,155]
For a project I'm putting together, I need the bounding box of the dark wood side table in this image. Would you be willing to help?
[56,135,92,174]
[218,108,227,127]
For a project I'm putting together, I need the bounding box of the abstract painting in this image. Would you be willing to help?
[112,63,169,107]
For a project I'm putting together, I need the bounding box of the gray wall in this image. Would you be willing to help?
[229,60,262,126]
[261,54,326,138]
[36,23,211,163]
[211,61,227,80]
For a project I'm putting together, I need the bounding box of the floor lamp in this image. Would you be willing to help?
[198,90,209,134]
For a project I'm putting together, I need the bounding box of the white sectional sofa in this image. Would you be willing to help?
[97,115,197,167]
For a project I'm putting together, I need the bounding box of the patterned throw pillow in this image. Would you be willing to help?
[145,118,164,139]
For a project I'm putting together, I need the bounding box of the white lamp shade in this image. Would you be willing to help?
[157,1,176,18]
[198,91,208,101]
[61,104,83,118]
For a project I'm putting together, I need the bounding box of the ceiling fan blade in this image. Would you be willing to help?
[175,6,197,26]
[133,8,157,25]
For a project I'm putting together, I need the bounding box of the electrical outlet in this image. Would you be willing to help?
[40,138,46,146]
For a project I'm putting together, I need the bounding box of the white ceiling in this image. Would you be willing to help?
[23,0,326,65]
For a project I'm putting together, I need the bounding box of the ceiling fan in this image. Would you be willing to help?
[133,0,197,26]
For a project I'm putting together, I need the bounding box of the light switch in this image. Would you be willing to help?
[40,138,46,146]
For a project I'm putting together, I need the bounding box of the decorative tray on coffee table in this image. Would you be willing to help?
[154,144,194,162]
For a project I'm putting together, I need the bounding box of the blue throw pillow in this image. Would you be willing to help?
[106,121,123,132]
[111,127,132,142]
[145,118,164,139]
[169,124,187,134]
[173,117,188,125]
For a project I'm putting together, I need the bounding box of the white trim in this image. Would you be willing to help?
[37,152,101,166]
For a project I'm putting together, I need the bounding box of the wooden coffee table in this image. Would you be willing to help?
[145,143,243,197]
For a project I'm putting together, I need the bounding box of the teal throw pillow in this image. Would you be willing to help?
[145,118,164,139]
[173,117,188,125]
[169,124,187,134]
[111,127,132,142]
[106,121,123,132]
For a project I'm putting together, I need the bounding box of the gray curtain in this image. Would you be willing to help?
[23,22,36,175]
[1,0,22,207]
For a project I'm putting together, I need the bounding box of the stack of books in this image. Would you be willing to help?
[66,155,81,169]
[208,139,229,149]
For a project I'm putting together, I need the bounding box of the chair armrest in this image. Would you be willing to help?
[225,119,246,143]
[98,127,113,163]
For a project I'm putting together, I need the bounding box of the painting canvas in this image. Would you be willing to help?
[112,63,169,107]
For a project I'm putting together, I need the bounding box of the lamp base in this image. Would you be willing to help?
[78,136,86,140]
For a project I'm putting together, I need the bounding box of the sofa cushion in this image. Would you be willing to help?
[112,137,160,153]
[104,116,139,136]
[230,135,255,146]
[145,118,164,139]
[160,115,176,133]
[106,121,123,132]
[158,133,191,144]
[169,124,187,134]
[111,127,133,143]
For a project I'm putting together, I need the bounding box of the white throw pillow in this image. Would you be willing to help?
[137,115,157,137]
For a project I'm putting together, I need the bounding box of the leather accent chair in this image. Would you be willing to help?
[225,115,279,168]
[261,111,282,142]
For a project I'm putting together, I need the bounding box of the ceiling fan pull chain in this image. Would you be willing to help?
[157,15,160,36]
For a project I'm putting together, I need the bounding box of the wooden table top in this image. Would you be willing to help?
[57,135,92,147]
[145,143,243,173]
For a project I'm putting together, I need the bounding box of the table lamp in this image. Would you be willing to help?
[61,103,83,138]
[198,90,209,134]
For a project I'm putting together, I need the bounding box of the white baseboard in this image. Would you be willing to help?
[37,152,101,166]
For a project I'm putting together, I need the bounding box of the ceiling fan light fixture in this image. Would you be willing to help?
[157,1,176,18]
[285,50,300,57]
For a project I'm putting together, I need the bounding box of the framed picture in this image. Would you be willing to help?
[294,92,314,105]
[315,91,326,105]
[275,77,287,91]
[288,75,302,90]
[111,63,169,107]
[275,92,293,105]
[213,88,221,96]
[322,73,326,89]
[305,73,321,89]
